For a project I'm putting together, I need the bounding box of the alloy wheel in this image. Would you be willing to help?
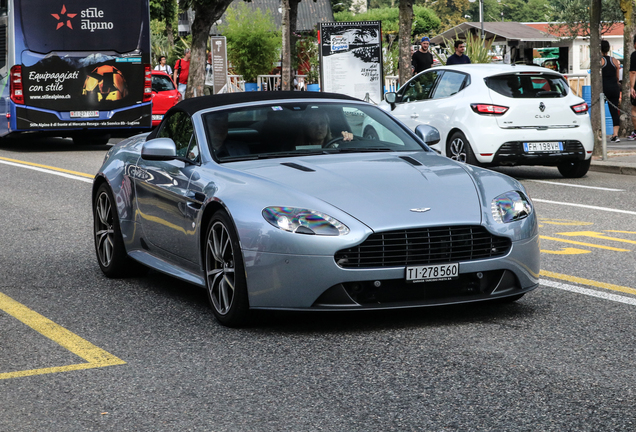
[95,191,115,267]
[206,221,236,315]
[449,137,467,162]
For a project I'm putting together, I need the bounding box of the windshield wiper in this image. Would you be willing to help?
[333,147,395,153]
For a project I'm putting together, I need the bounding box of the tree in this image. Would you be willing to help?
[280,0,302,91]
[218,3,281,83]
[549,0,622,38]
[180,0,237,98]
[334,6,440,35]
[590,0,602,155]
[150,0,179,47]
[398,0,414,86]
[429,0,470,31]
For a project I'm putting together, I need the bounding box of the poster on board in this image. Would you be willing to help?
[319,21,383,103]
[210,36,228,94]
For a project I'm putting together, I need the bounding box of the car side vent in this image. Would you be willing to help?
[399,156,422,166]
[280,162,315,172]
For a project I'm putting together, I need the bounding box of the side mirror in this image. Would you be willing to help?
[384,92,397,104]
[415,124,441,146]
[141,137,177,161]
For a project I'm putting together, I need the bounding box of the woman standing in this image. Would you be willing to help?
[601,40,621,142]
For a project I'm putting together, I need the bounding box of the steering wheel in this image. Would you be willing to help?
[322,135,357,149]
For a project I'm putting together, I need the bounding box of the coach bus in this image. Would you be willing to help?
[0,0,152,144]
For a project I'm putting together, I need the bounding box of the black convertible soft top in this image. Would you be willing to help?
[147,91,362,140]
[174,91,360,116]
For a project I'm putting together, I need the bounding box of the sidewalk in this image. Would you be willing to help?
[589,138,636,176]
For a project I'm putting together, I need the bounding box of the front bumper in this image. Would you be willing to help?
[243,233,540,310]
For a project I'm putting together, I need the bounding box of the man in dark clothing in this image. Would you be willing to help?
[628,35,636,140]
[446,40,471,65]
[411,36,434,75]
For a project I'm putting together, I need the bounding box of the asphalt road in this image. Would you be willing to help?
[1,138,636,431]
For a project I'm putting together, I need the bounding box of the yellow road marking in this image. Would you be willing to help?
[539,235,630,252]
[557,231,636,245]
[0,292,125,380]
[538,218,594,226]
[541,247,591,255]
[0,156,94,178]
[541,270,636,296]
[606,230,636,235]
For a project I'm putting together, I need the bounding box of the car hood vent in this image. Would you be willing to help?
[280,162,315,172]
[399,156,422,166]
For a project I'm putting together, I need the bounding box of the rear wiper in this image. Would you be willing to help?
[536,91,562,97]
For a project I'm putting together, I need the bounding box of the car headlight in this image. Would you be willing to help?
[491,191,532,223]
[262,206,350,236]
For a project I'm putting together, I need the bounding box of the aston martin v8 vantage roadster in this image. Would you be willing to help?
[93,92,540,326]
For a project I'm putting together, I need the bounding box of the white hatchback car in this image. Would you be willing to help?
[378,64,594,178]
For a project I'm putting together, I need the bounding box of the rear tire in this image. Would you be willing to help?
[557,158,591,178]
[204,210,250,327]
[447,132,478,165]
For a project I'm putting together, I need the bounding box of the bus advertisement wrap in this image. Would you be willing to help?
[1,0,152,137]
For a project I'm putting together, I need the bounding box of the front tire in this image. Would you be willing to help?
[363,126,379,140]
[447,132,478,165]
[205,211,250,327]
[557,158,591,178]
[93,183,142,277]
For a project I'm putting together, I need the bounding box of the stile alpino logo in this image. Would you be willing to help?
[52,5,114,32]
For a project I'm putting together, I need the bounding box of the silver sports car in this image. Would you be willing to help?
[93,92,540,326]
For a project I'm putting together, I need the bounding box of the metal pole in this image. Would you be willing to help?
[600,92,607,160]
[480,0,484,41]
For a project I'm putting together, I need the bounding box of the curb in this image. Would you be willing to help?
[589,161,636,176]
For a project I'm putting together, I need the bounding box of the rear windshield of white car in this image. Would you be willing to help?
[202,102,429,161]
[485,73,569,98]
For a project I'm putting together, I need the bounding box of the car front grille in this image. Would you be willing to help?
[335,226,511,268]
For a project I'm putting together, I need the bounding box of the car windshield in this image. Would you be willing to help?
[152,74,175,92]
[485,73,568,98]
[202,101,428,161]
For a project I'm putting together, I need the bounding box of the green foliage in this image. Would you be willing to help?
[334,6,440,36]
[149,0,178,22]
[152,19,191,67]
[549,0,622,37]
[434,34,494,65]
[331,0,354,13]
[428,0,471,31]
[218,3,281,83]
[296,36,320,84]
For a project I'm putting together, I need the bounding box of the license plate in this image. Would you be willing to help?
[406,263,459,283]
[523,141,563,152]
[70,111,99,118]
[152,115,163,121]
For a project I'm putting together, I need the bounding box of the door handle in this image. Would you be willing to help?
[410,113,419,119]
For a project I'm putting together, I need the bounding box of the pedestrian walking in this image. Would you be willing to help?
[174,49,191,99]
[411,36,434,75]
[154,55,172,75]
[601,40,621,142]
[446,40,471,65]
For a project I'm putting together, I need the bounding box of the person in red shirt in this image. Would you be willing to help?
[174,49,191,98]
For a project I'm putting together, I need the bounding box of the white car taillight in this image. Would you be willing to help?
[470,103,509,115]
[570,102,588,114]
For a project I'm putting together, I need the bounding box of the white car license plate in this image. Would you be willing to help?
[70,110,99,118]
[406,263,459,283]
[152,115,163,121]
[523,141,563,152]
